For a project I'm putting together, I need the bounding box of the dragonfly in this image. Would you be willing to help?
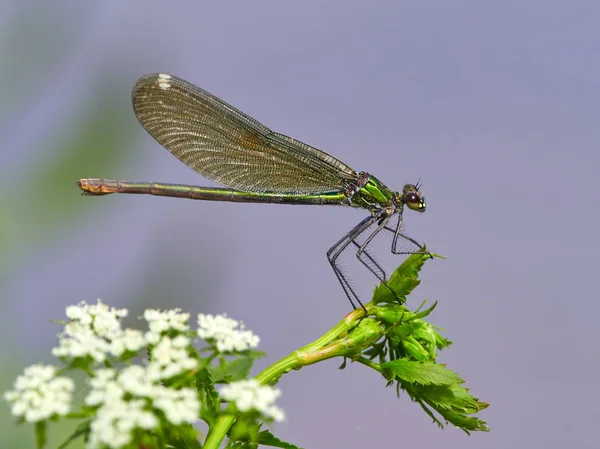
[78,73,428,310]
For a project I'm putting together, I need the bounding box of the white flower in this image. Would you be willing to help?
[84,365,198,448]
[144,308,190,337]
[66,300,127,330]
[147,335,197,380]
[86,366,155,406]
[87,398,158,449]
[109,329,146,357]
[118,365,157,398]
[197,314,260,352]
[3,364,74,422]
[153,387,200,425]
[85,369,120,407]
[52,300,146,363]
[219,380,285,422]
[52,321,110,363]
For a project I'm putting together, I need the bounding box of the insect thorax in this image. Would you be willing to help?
[347,173,396,213]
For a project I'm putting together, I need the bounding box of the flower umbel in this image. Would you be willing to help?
[147,334,198,380]
[52,299,145,363]
[3,364,74,422]
[220,379,285,422]
[144,308,190,343]
[87,397,158,449]
[197,313,260,352]
[85,364,200,447]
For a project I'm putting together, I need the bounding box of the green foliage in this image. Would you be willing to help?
[6,252,489,449]
[196,368,220,427]
[381,360,462,386]
[56,421,90,449]
[34,421,46,449]
[209,353,264,383]
[227,429,301,449]
[372,247,433,304]
[366,251,488,433]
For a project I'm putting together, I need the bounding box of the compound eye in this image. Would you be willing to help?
[405,191,425,211]
[406,192,419,204]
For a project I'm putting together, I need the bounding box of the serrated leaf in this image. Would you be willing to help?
[405,383,489,433]
[257,430,302,449]
[57,420,91,449]
[228,416,262,443]
[196,368,220,426]
[227,356,255,380]
[435,408,490,434]
[166,422,203,449]
[410,301,438,320]
[382,360,463,386]
[208,356,255,383]
[414,398,445,428]
[411,384,480,411]
[372,249,433,304]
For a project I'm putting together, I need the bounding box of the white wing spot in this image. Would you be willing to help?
[158,73,172,80]
[158,82,171,90]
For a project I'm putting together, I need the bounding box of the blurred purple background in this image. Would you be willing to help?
[1,1,599,448]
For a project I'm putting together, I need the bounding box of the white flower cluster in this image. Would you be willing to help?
[4,301,274,449]
[219,380,285,422]
[144,308,190,342]
[86,365,200,449]
[147,334,198,380]
[52,300,145,362]
[197,314,260,352]
[3,364,74,422]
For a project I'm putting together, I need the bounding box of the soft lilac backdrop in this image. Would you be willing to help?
[1,1,599,448]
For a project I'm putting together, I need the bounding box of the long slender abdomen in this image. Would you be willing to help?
[77,178,347,206]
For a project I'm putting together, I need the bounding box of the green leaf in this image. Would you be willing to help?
[166,422,203,449]
[404,383,489,433]
[209,356,255,383]
[228,428,302,449]
[228,416,262,444]
[410,301,438,320]
[196,368,220,427]
[256,430,302,448]
[57,420,91,449]
[400,337,430,361]
[435,408,490,434]
[414,384,479,411]
[382,360,463,386]
[372,249,436,304]
[34,421,46,449]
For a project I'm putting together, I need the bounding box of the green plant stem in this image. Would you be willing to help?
[355,356,382,372]
[203,307,381,449]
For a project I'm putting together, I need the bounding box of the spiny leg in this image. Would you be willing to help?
[350,216,429,303]
[350,240,386,281]
[327,216,377,310]
[353,215,391,283]
[387,214,431,256]
[351,239,402,302]
[352,216,405,300]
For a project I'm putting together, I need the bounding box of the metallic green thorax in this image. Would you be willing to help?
[348,173,398,213]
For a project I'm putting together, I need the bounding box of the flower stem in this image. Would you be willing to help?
[203,307,379,449]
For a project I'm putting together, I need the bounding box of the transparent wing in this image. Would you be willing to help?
[132,74,358,194]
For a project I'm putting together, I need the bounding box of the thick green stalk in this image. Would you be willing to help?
[203,307,382,449]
